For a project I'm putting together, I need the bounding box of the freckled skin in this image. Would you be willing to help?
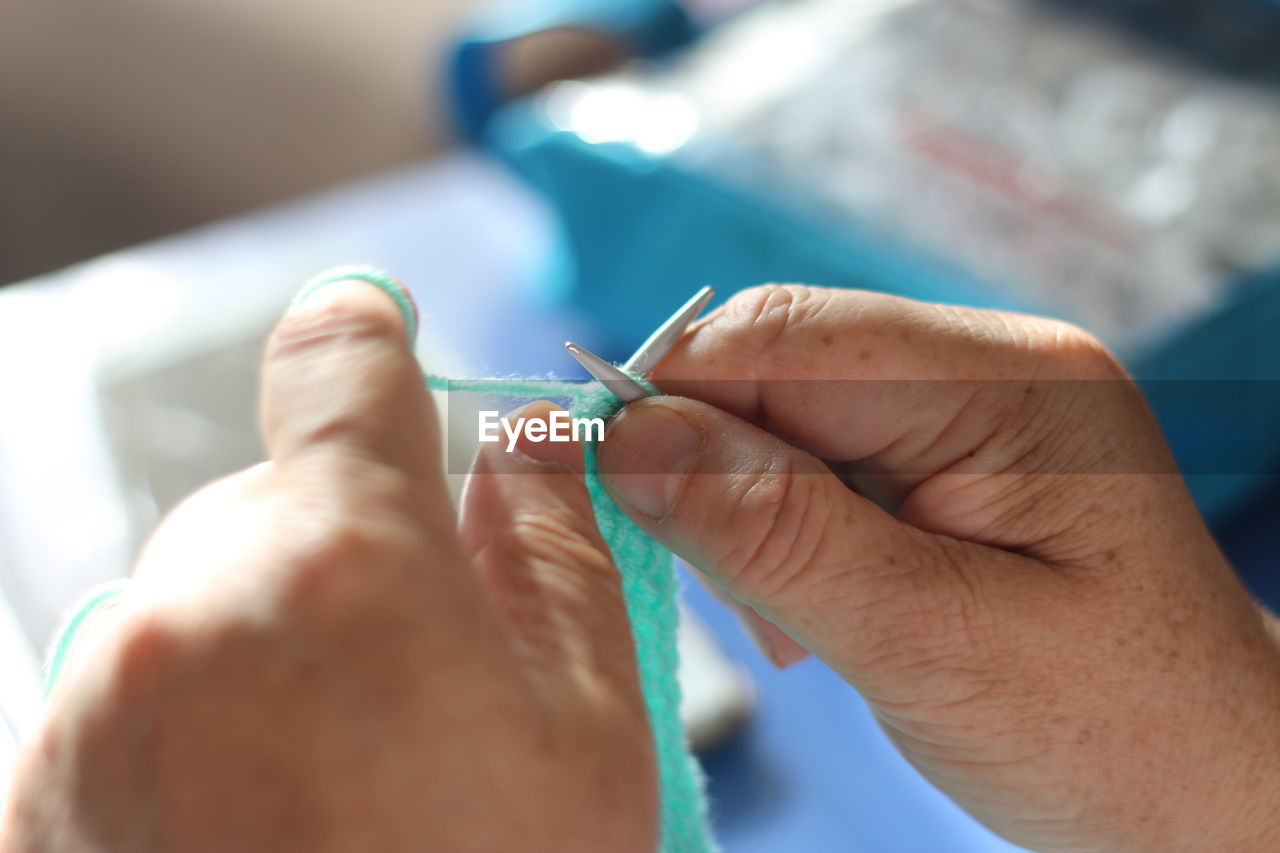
[603,284,1280,853]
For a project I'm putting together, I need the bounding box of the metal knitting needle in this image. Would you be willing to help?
[564,285,715,403]
[623,285,714,377]
[564,342,651,403]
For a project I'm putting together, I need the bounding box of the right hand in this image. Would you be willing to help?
[597,284,1280,852]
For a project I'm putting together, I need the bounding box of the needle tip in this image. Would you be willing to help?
[563,340,650,403]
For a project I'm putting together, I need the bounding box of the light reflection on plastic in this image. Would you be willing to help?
[544,82,700,155]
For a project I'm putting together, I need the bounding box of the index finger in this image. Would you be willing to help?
[651,284,1117,468]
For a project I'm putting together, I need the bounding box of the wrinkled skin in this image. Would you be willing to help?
[598,284,1280,852]
[7,279,1280,853]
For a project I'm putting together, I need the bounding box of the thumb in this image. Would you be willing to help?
[596,396,991,678]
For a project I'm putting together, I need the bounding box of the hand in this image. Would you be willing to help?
[2,279,655,853]
[597,284,1280,852]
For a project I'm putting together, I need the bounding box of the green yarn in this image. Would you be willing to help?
[43,376,714,850]
[428,375,715,853]
[293,265,419,342]
[46,261,713,850]
[43,579,132,699]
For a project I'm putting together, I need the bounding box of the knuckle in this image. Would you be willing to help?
[1038,320,1128,380]
[269,298,403,364]
[507,507,616,586]
[711,456,832,601]
[273,510,419,622]
[289,451,415,516]
[717,284,825,363]
[100,609,187,710]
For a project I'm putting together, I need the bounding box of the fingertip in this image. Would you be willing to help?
[265,275,423,461]
[768,629,812,668]
[736,603,811,669]
[503,401,587,476]
[290,266,418,344]
[281,279,408,347]
[262,269,448,504]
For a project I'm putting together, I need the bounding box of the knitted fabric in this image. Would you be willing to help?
[426,375,714,853]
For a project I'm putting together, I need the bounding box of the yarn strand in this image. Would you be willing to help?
[427,374,714,853]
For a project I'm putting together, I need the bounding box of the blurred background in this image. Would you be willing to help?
[1,0,441,284]
[0,0,628,284]
[4,0,1280,849]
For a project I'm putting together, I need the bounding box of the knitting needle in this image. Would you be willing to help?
[622,285,714,377]
[564,285,715,402]
[565,342,651,403]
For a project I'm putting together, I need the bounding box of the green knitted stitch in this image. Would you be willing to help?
[428,376,714,853]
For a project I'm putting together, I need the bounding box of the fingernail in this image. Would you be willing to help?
[290,266,418,343]
[599,400,702,518]
[505,402,586,476]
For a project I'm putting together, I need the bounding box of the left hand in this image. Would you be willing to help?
[2,278,656,853]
